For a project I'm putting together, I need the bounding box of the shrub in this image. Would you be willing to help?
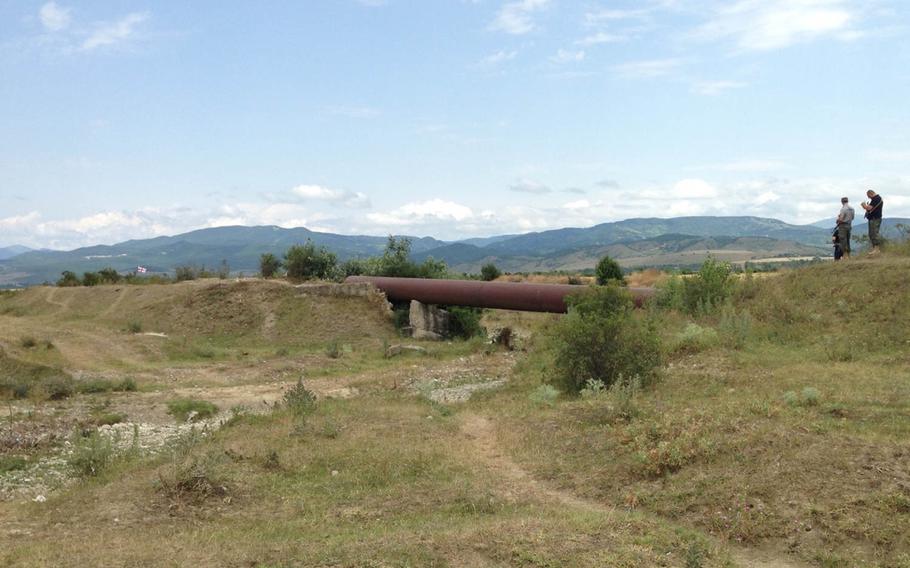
[595,255,624,285]
[20,336,37,349]
[174,265,198,282]
[284,240,338,281]
[339,258,368,278]
[447,306,485,339]
[56,271,81,287]
[283,379,317,416]
[75,377,137,394]
[529,384,559,407]
[126,321,142,334]
[654,273,686,311]
[371,236,448,279]
[543,285,662,394]
[92,412,125,426]
[82,272,101,286]
[167,399,218,422]
[98,267,121,284]
[480,263,501,282]
[784,388,821,407]
[683,257,735,314]
[158,449,227,504]
[259,253,282,278]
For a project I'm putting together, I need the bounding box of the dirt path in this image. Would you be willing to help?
[459,413,812,568]
[100,286,129,318]
[44,287,71,314]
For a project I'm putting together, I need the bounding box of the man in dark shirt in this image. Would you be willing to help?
[861,190,884,253]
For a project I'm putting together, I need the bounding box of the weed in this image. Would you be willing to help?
[158,449,227,504]
[718,305,752,349]
[126,321,142,334]
[0,455,27,472]
[19,336,37,349]
[529,384,559,406]
[784,388,821,407]
[823,337,854,362]
[119,377,137,392]
[192,345,217,359]
[673,323,719,354]
[283,379,317,422]
[447,306,486,339]
[275,347,290,357]
[325,340,342,359]
[75,377,138,395]
[167,399,218,423]
[92,412,125,426]
[685,540,708,568]
[67,430,114,477]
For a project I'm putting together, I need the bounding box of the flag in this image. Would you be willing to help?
[137,266,147,273]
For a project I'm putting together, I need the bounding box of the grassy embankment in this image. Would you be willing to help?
[1,256,909,566]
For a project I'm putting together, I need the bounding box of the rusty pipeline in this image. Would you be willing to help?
[344,276,655,313]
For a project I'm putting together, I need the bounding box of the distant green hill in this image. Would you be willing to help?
[0,226,446,287]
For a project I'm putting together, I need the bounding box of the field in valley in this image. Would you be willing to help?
[1,257,909,567]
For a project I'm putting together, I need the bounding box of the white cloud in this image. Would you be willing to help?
[549,49,585,63]
[584,8,650,26]
[39,2,71,32]
[490,0,550,35]
[81,12,149,51]
[325,105,380,118]
[694,0,857,51]
[563,199,590,210]
[692,80,747,96]
[366,199,475,228]
[670,178,719,199]
[480,50,518,66]
[290,184,371,208]
[575,32,626,46]
[509,179,551,194]
[613,58,685,78]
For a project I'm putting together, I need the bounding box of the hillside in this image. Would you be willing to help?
[417,234,828,273]
[0,226,446,287]
[2,255,909,565]
[0,246,34,261]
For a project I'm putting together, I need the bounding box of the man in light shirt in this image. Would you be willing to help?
[836,197,854,259]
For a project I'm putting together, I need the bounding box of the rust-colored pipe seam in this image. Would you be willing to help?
[344,276,655,313]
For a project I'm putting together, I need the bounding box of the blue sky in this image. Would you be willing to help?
[1,0,909,249]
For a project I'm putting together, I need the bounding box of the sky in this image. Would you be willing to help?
[1,0,909,250]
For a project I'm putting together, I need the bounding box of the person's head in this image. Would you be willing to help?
[867,189,876,198]
[841,197,849,204]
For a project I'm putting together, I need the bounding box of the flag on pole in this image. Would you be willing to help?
[137,266,147,273]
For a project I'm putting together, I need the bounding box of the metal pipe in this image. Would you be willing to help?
[344,276,654,313]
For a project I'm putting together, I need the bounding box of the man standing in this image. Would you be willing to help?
[861,190,884,254]
[836,197,854,258]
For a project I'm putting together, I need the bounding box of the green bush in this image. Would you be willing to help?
[175,265,198,281]
[167,399,218,422]
[542,285,662,394]
[654,273,686,311]
[595,255,624,285]
[82,272,101,286]
[56,271,81,287]
[673,323,719,354]
[259,253,282,278]
[98,267,121,284]
[325,341,342,359]
[126,321,142,334]
[283,379,317,420]
[75,377,138,394]
[529,384,560,407]
[718,305,752,348]
[480,263,501,282]
[684,257,735,314]
[284,240,338,281]
[447,306,485,339]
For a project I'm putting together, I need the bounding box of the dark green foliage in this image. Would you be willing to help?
[542,285,661,394]
[339,258,368,277]
[20,336,37,349]
[75,377,139,394]
[259,253,282,278]
[56,271,81,287]
[447,306,485,339]
[126,321,142,334]
[392,306,410,331]
[480,263,501,282]
[81,272,101,286]
[283,379,317,419]
[284,240,338,281]
[98,267,121,284]
[368,236,448,279]
[167,399,218,422]
[595,255,624,285]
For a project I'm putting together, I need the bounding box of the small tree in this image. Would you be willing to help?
[543,285,661,394]
[82,272,101,286]
[480,263,501,282]
[284,241,337,281]
[98,267,121,284]
[259,253,282,279]
[595,255,624,285]
[57,271,81,287]
[684,257,734,314]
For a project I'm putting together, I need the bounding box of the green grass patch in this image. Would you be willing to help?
[167,398,219,422]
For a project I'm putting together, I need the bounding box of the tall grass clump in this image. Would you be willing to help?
[540,284,661,395]
[718,305,753,349]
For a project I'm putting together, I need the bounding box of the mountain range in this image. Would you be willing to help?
[1,216,907,287]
